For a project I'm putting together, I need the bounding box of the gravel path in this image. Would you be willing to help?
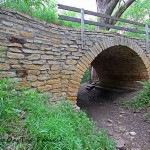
[77,83,150,150]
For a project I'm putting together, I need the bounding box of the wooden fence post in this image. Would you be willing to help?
[145,24,149,52]
[81,8,85,49]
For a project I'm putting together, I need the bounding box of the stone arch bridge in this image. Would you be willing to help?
[0,7,150,104]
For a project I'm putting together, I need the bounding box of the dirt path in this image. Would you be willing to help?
[77,83,150,150]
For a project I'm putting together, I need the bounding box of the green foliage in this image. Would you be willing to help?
[116,0,150,38]
[0,0,58,23]
[122,80,150,110]
[0,0,95,30]
[81,68,90,84]
[0,79,114,150]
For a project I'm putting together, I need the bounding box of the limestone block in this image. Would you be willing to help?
[41,55,53,59]
[53,83,62,89]
[24,44,40,49]
[9,48,22,53]
[50,74,61,79]
[22,49,44,54]
[51,65,61,70]
[23,65,41,70]
[8,43,22,47]
[66,96,77,101]
[33,60,46,65]
[0,71,16,78]
[0,63,10,70]
[38,74,50,81]
[38,85,52,92]
[7,52,24,59]
[66,60,77,65]
[40,65,50,71]
[47,79,61,84]
[20,60,32,65]
[51,38,61,44]
[20,31,33,38]
[31,81,44,87]
[27,75,37,81]
[11,65,21,69]
[62,70,74,75]
[27,54,41,60]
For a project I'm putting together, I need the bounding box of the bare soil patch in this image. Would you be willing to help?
[77,83,150,150]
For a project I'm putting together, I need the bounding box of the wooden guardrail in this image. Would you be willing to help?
[58,4,150,50]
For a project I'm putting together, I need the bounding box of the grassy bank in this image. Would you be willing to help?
[0,0,95,30]
[0,79,114,149]
[122,80,150,110]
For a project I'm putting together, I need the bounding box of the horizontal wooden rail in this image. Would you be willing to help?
[58,4,150,28]
[59,15,150,35]
[58,4,150,51]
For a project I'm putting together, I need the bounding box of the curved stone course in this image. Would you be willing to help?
[0,7,150,104]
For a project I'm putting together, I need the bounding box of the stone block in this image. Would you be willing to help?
[38,74,50,81]
[38,85,52,92]
[23,65,41,70]
[47,79,61,84]
[51,65,61,70]
[8,43,22,48]
[9,48,22,53]
[62,70,74,75]
[53,83,62,89]
[7,52,24,59]
[20,31,33,38]
[31,81,44,87]
[41,55,53,60]
[24,44,40,50]
[66,60,77,65]
[27,75,37,81]
[0,71,16,78]
[0,63,10,70]
[66,96,77,101]
[51,38,61,44]
[22,49,44,54]
[27,54,41,60]
[11,65,21,69]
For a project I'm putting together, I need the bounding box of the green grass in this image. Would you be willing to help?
[121,80,150,110]
[0,0,95,30]
[0,78,114,150]
[81,68,90,84]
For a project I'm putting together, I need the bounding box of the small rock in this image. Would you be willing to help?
[116,138,125,149]
[129,132,136,136]
[119,126,126,133]
[107,119,113,123]
[120,111,125,114]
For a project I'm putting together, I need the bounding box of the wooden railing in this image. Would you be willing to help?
[58,4,150,50]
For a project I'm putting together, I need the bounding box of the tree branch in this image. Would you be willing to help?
[106,0,120,16]
[110,0,136,25]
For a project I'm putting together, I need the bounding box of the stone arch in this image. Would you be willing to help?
[66,37,150,104]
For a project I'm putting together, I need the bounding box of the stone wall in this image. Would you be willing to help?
[0,7,150,104]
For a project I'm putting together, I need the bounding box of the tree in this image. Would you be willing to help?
[96,0,136,25]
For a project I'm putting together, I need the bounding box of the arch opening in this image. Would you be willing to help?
[91,45,149,89]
